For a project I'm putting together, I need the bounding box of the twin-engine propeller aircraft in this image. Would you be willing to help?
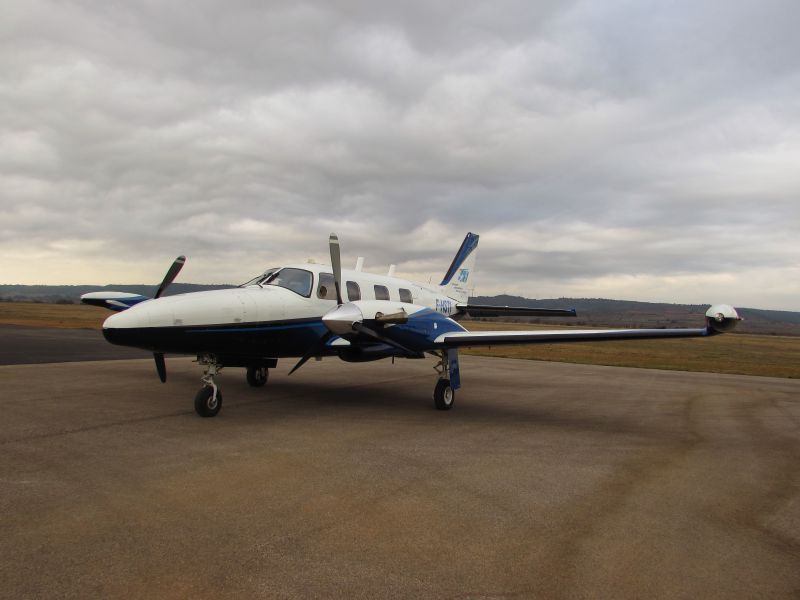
[82,233,741,417]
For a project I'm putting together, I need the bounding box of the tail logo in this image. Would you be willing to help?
[457,269,470,283]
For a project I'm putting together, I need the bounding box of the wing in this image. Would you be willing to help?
[81,291,149,311]
[436,326,710,347]
[435,304,742,348]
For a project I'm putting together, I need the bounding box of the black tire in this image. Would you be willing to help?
[246,366,268,387]
[194,386,223,417]
[433,379,455,411]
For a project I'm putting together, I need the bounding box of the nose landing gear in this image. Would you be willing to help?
[195,355,223,417]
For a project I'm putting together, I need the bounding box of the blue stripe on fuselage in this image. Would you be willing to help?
[188,320,327,334]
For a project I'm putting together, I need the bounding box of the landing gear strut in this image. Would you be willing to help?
[433,349,460,411]
[195,355,223,417]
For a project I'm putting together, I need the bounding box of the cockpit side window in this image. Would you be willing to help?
[317,273,337,300]
[266,268,313,297]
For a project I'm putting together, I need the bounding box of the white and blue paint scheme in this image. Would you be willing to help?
[84,233,741,417]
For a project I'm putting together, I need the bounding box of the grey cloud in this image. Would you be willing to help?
[1,0,798,309]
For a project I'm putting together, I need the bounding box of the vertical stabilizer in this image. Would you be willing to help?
[439,232,479,303]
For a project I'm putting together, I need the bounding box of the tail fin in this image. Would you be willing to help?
[439,232,479,303]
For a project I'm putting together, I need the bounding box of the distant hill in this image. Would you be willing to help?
[1,286,797,336]
[0,283,233,303]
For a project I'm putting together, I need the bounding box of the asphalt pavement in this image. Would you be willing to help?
[1,328,799,599]
[0,324,149,364]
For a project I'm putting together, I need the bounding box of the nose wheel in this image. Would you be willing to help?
[195,355,223,417]
[194,385,222,417]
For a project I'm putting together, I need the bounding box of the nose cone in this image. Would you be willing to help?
[102,300,161,348]
[103,300,154,328]
[102,323,132,346]
[322,303,363,336]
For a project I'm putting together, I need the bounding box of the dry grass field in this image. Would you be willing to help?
[461,320,800,379]
[1,302,797,378]
[0,301,108,329]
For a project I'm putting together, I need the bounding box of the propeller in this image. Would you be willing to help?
[288,332,333,375]
[154,352,167,382]
[289,233,346,374]
[329,233,343,305]
[289,234,416,375]
[351,322,414,355]
[154,255,186,299]
[152,255,186,382]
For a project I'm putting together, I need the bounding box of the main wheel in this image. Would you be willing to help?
[194,386,223,417]
[433,379,455,411]
[246,366,268,387]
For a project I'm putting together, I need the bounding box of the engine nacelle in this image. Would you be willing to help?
[705,304,741,333]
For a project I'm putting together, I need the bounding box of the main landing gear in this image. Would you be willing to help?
[433,349,461,411]
[246,365,269,387]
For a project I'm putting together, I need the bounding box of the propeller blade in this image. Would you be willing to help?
[352,322,415,355]
[154,255,186,299]
[289,332,333,375]
[329,233,343,305]
[154,352,167,383]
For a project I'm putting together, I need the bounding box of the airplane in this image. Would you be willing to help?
[81,233,741,417]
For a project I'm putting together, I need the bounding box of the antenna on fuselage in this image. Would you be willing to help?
[387,264,396,277]
[355,257,364,271]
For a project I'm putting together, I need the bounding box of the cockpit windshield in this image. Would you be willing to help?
[240,267,313,297]
[239,268,279,288]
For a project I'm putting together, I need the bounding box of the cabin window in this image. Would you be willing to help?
[317,273,337,300]
[266,268,313,297]
[374,285,390,301]
[399,288,413,303]
[346,281,361,301]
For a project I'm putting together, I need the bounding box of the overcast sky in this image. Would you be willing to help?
[1,0,798,310]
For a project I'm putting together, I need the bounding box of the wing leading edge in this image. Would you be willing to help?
[435,304,741,348]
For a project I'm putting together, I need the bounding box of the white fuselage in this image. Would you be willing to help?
[104,263,461,331]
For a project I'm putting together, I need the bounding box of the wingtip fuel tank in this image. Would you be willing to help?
[705,304,742,333]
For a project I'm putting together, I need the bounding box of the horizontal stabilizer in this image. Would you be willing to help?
[81,291,149,312]
[457,304,577,318]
